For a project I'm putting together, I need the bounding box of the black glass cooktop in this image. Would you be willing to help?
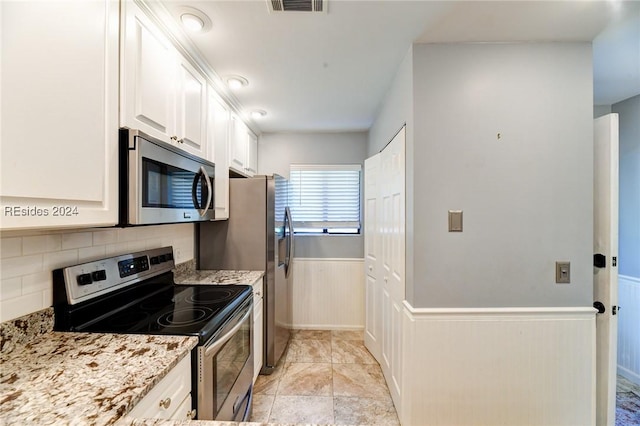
[57,273,252,344]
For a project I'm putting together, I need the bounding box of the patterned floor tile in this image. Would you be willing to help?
[268,395,334,424]
[285,338,332,363]
[292,329,332,340]
[332,339,377,364]
[332,363,390,399]
[334,396,400,425]
[277,362,333,396]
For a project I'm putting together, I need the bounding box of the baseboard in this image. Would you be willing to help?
[618,365,640,386]
[291,324,364,331]
[618,275,640,385]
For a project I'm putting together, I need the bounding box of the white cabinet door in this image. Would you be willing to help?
[246,132,258,176]
[254,296,264,381]
[175,58,206,158]
[0,0,119,230]
[121,1,175,141]
[229,114,248,174]
[207,89,230,220]
[127,354,192,420]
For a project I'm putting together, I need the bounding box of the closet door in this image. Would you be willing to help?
[379,126,405,408]
[364,153,382,361]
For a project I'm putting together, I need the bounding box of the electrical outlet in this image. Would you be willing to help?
[556,262,570,284]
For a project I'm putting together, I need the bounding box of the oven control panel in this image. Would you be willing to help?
[53,246,176,305]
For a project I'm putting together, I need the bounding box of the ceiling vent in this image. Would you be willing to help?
[268,0,326,13]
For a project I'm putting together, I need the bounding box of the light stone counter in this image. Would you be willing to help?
[0,309,197,426]
[174,261,264,286]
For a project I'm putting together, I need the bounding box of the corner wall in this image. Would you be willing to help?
[411,43,593,308]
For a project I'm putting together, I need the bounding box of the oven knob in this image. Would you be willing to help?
[158,254,167,263]
[92,270,107,281]
[77,273,93,286]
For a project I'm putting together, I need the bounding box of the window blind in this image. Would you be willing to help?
[289,164,361,232]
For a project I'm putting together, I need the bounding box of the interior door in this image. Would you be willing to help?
[594,113,619,426]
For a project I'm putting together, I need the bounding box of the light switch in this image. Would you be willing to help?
[448,210,463,232]
[556,262,570,284]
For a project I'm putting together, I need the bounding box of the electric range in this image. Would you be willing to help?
[53,246,254,421]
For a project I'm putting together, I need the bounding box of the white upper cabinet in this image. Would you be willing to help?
[229,113,248,174]
[229,114,258,177]
[207,88,230,220]
[174,58,207,158]
[246,131,258,177]
[121,1,206,158]
[0,0,119,230]
[121,1,175,140]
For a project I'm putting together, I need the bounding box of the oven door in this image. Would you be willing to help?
[197,297,253,421]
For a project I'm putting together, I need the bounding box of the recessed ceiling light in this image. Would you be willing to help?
[251,110,267,119]
[181,13,204,32]
[227,75,249,90]
[177,7,212,33]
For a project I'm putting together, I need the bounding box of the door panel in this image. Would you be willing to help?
[594,113,619,426]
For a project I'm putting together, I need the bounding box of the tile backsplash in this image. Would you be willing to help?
[0,224,195,322]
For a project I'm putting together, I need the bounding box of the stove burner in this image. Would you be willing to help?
[140,296,179,312]
[185,288,236,305]
[157,307,217,327]
[109,311,150,329]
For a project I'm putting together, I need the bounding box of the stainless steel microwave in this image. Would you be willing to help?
[119,128,215,226]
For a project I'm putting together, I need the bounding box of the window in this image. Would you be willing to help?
[289,164,361,234]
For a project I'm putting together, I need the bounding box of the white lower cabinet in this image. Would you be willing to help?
[252,278,264,382]
[128,354,195,420]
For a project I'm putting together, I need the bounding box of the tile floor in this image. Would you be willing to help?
[250,329,400,425]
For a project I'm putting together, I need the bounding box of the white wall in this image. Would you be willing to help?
[618,275,640,384]
[402,306,595,426]
[410,43,593,308]
[291,258,364,329]
[0,224,194,321]
[612,94,640,278]
[258,131,367,259]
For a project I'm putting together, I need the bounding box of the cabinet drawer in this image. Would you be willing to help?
[128,354,191,420]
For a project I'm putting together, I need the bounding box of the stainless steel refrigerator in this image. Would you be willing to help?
[197,174,293,374]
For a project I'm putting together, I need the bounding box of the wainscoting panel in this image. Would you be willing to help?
[401,304,596,426]
[291,258,364,329]
[618,275,640,384]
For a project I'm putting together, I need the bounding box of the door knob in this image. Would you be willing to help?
[593,301,605,314]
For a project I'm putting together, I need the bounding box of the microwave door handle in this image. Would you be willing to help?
[192,166,212,217]
[202,167,213,216]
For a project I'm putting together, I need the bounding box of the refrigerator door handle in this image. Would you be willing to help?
[284,207,294,278]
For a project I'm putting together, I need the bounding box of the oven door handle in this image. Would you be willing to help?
[204,304,252,358]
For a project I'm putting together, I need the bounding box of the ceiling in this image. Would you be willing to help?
[157,0,640,134]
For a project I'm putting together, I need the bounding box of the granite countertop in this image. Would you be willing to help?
[174,261,264,286]
[0,309,198,426]
[0,263,268,426]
